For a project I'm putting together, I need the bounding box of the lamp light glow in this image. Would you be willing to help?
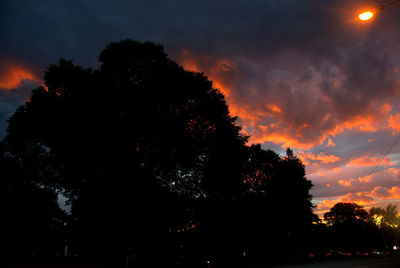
[359,11,374,21]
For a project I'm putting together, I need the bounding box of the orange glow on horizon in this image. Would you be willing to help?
[0,64,39,90]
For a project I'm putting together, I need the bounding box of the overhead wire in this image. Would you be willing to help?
[349,132,400,194]
[313,132,400,198]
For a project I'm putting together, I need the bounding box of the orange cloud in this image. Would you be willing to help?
[178,49,236,98]
[339,115,380,132]
[371,186,400,200]
[381,104,392,114]
[0,64,39,90]
[298,151,341,166]
[357,174,373,183]
[267,104,282,114]
[179,49,201,73]
[316,185,400,217]
[250,131,316,149]
[388,113,400,135]
[241,105,386,149]
[317,199,337,211]
[383,167,400,177]
[333,167,342,173]
[339,192,374,205]
[176,49,393,150]
[249,112,383,149]
[315,193,376,218]
[338,179,355,187]
[348,155,394,167]
[326,138,335,147]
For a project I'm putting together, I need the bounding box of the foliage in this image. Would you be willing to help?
[316,202,400,252]
[0,143,67,259]
[241,145,316,260]
[2,39,316,266]
[370,204,400,229]
[324,202,370,226]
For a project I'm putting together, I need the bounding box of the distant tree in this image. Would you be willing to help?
[370,204,400,228]
[324,202,369,226]
[323,202,374,250]
[369,204,400,250]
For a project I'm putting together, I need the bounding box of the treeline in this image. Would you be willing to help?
[311,202,400,256]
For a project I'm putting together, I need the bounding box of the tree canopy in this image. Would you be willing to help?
[2,39,316,267]
[324,202,370,226]
[370,204,400,229]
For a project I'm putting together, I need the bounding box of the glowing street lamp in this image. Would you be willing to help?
[358,0,400,21]
[359,11,375,21]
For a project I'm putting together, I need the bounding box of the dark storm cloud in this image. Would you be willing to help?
[163,0,400,148]
[3,0,400,212]
[0,1,371,65]
[2,0,400,144]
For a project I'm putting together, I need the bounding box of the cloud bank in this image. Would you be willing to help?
[2,0,400,216]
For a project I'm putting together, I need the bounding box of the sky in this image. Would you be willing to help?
[1,0,400,217]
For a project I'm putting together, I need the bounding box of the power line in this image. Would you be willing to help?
[313,132,400,199]
[349,132,400,194]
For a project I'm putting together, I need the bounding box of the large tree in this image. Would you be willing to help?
[5,40,248,263]
[4,40,318,266]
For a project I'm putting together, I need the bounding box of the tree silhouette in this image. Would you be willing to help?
[5,40,248,265]
[240,145,316,262]
[3,39,319,267]
[323,202,373,250]
[370,204,400,228]
[0,143,67,260]
[369,204,400,250]
[324,202,369,226]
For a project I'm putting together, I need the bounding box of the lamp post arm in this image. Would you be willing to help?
[382,0,400,8]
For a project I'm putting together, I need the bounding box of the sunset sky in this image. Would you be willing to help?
[1,0,400,217]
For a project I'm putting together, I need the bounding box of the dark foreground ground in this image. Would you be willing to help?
[276,255,400,268]
[5,255,400,268]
